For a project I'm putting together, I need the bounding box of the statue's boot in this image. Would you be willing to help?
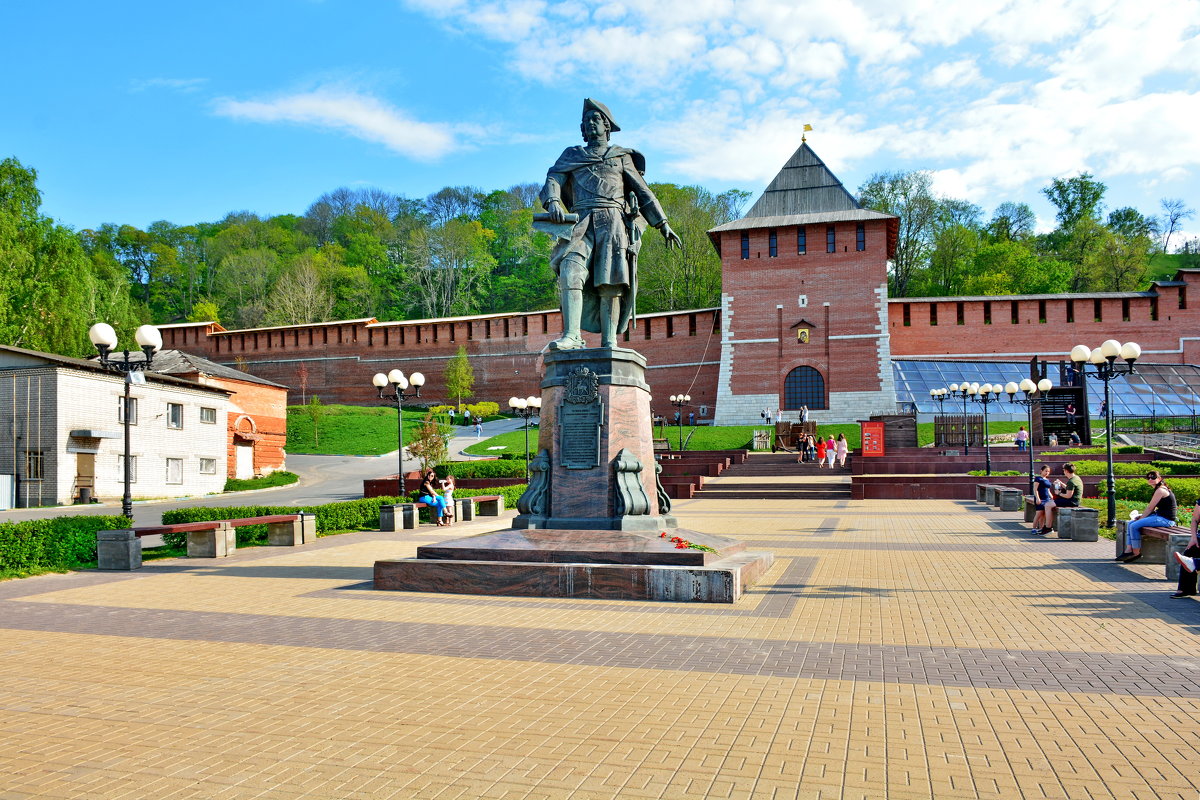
[549,288,586,350]
[600,292,620,348]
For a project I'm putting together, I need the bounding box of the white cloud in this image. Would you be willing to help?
[213,89,468,160]
[400,0,1200,205]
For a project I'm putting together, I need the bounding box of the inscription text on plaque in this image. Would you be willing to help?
[560,401,602,469]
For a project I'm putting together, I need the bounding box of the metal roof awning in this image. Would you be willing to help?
[70,429,121,439]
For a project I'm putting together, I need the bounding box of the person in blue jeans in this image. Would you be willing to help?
[1032,464,1055,534]
[418,469,451,526]
[1119,470,1177,563]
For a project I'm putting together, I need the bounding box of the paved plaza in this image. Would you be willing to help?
[3,478,1200,799]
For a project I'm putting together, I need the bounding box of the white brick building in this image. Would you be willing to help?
[0,345,233,509]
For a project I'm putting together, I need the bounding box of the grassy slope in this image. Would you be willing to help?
[286,405,432,456]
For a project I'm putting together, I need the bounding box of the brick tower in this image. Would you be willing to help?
[707,143,899,424]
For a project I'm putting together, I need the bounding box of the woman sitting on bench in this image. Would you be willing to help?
[419,469,452,526]
[1119,470,1177,564]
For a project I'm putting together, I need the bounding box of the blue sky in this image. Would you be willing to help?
[6,0,1200,240]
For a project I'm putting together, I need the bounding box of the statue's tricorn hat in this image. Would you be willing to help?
[582,98,620,132]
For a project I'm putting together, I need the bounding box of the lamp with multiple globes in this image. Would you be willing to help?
[88,323,164,519]
[371,369,425,488]
[509,395,542,481]
[1069,340,1141,528]
[1005,377,1054,494]
[668,394,691,452]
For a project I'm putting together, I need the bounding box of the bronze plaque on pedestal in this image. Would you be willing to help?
[560,401,602,469]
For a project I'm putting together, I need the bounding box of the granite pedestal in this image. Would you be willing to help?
[374,346,772,603]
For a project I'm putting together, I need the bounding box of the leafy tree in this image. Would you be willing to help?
[638,185,747,313]
[187,299,220,323]
[1086,228,1150,291]
[858,170,940,296]
[0,158,142,356]
[443,345,475,409]
[265,260,335,325]
[987,202,1036,241]
[405,218,495,319]
[406,411,448,471]
[1042,173,1106,229]
[1107,207,1155,241]
[424,186,484,226]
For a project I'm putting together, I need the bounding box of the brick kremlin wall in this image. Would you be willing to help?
[888,272,1200,364]
[160,308,722,417]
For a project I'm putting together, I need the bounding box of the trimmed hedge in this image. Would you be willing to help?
[161,497,406,548]
[967,470,1023,476]
[1108,477,1200,508]
[1058,445,1144,455]
[435,461,526,479]
[0,514,130,575]
[159,484,529,547]
[1070,460,1200,477]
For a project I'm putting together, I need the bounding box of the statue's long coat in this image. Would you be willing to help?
[540,145,667,335]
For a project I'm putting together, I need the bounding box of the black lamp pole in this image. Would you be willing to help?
[669,394,691,452]
[509,396,542,482]
[89,323,162,520]
[1007,378,1052,496]
[1069,341,1140,529]
[969,384,1001,476]
[372,369,425,494]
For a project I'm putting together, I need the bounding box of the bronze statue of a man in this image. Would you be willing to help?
[540,98,681,350]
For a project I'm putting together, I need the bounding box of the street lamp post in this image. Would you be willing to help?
[88,322,164,520]
[508,395,542,481]
[371,369,425,494]
[668,394,691,451]
[1005,378,1054,495]
[949,382,972,455]
[968,383,1003,476]
[1069,340,1140,529]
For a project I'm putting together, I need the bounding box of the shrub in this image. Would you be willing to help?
[1067,460,1200,477]
[466,401,500,418]
[224,471,300,492]
[1107,478,1200,508]
[966,470,1023,476]
[1059,445,1143,455]
[455,485,526,510]
[435,460,527,479]
[0,514,130,575]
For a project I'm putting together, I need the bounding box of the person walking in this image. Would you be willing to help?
[824,435,837,469]
[1015,426,1029,452]
[816,437,827,467]
[1120,470,1177,563]
[835,433,849,467]
[474,419,483,438]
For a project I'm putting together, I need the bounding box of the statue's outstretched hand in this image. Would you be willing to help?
[661,222,682,249]
[546,199,566,223]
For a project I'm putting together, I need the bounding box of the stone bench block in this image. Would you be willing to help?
[975,483,989,503]
[379,504,401,532]
[187,524,236,558]
[1069,507,1099,542]
[1115,520,1169,563]
[477,496,505,516]
[97,529,141,571]
[455,498,475,522]
[998,489,1023,512]
[985,485,1001,506]
[1024,496,1037,523]
[267,514,317,546]
[1168,533,1192,582]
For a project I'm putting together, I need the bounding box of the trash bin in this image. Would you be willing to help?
[77,488,92,504]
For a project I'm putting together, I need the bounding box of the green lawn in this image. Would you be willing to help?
[286,404,435,456]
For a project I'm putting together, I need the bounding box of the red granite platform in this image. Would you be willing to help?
[374,528,773,603]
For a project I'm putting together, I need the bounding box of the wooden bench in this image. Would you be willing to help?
[96,513,316,570]
[380,495,506,531]
[1115,519,1193,579]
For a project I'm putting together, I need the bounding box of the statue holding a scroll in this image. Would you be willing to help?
[538,99,681,350]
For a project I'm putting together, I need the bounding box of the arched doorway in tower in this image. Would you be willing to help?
[231,415,260,480]
[783,366,827,410]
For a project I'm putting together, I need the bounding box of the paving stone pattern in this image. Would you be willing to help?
[3,497,1200,798]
